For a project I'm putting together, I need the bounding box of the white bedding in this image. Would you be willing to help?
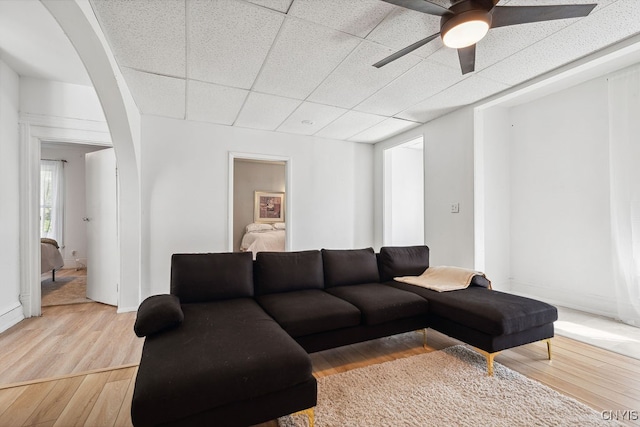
[41,241,64,273]
[240,229,285,258]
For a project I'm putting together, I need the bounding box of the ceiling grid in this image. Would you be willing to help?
[85,0,639,143]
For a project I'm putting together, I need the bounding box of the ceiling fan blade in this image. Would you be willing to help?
[491,4,597,28]
[382,0,452,16]
[458,44,476,75]
[373,33,440,68]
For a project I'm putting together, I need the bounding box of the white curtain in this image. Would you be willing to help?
[40,160,65,247]
[608,65,640,327]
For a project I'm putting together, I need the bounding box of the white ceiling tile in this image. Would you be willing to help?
[91,0,185,77]
[186,81,248,125]
[366,8,443,59]
[315,111,387,140]
[349,117,421,144]
[288,0,394,38]
[429,0,619,74]
[277,102,347,135]
[235,92,302,131]
[355,59,466,116]
[397,76,509,122]
[122,68,185,119]
[188,0,284,89]
[308,41,422,109]
[478,0,640,86]
[245,0,292,13]
[253,18,361,99]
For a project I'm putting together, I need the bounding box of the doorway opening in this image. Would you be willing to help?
[228,153,291,257]
[39,141,113,308]
[383,137,425,247]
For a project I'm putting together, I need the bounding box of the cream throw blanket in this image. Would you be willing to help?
[394,266,489,292]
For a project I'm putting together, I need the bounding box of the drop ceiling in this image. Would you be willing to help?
[86,0,640,143]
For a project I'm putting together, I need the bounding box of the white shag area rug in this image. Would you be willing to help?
[279,345,621,427]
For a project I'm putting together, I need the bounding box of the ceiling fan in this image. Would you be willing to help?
[373,0,597,74]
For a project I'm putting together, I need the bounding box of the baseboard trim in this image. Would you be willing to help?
[0,303,25,334]
[117,306,138,314]
[509,280,617,318]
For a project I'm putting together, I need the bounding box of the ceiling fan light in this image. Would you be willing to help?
[443,20,489,48]
[441,10,492,49]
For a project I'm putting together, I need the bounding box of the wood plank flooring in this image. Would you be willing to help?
[0,302,143,385]
[0,366,137,427]
[41,269,92,307]
[1,329,638,426]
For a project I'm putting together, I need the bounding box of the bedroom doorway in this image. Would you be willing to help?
[228,153,291,257]
[383,137,425,246]
[39,141,112,308]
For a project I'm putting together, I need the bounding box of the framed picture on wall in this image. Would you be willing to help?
[254,191,285,223]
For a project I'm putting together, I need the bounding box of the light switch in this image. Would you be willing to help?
[451,203,460,213]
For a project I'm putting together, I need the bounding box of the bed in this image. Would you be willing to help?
[41,238,64,281]
[240,223,285,258]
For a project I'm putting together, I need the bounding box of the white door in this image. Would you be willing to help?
[85,148,119,306]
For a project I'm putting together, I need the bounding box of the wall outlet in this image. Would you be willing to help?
[451,203,460,213]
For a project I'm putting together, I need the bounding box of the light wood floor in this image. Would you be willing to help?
[0,302,143,385]
[41,268,92,307]
[1,329,638,426]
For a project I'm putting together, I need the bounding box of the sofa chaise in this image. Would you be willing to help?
[131,246,557,426]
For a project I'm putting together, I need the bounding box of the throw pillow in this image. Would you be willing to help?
[134,294,184,337]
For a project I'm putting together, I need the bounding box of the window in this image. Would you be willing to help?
[40,160,65,246]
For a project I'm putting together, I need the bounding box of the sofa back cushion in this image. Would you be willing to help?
[171,252,253,303]
[322,248,380,287]
[255,250,324,295]
[378,246,430,282]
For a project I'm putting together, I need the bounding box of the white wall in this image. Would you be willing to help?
[141,116,374,296]
[20,77,105,122]
[422,108,476,267]
[374,108,476,268]
[40,143,109,268]
[506,77,616,315]
[0,59,23,332]
[477,107,512,291]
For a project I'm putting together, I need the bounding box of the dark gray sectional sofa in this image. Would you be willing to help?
[131,246,557,427]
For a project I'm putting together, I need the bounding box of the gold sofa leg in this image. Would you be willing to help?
[415,329,427,349]
[474,339,552,376]
[473,347,499,376]
[292,407,315,427]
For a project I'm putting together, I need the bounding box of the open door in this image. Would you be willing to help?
[85,148,118,306]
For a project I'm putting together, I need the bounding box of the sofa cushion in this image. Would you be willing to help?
[378,246,430,282]
[322,248,379,288]
[171,252,253,303]
[134,294,184,337]
[256,290,361,337]
[255,251,324,295]
[388,282,558,335]
[131,298,313,427]
[325,283,428,326]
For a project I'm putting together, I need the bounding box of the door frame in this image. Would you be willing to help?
[228,152,292,253]
[19,113,112,317]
